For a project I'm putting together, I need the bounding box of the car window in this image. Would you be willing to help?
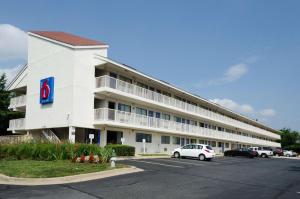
[258,147,262,150]
[197,145,203,149]
[183,145,192,149]
[205,145,213,150]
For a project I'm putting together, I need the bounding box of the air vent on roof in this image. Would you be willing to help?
[160,80,170,85]
[122,64,137,70]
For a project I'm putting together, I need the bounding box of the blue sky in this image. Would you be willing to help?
[0,0,299,131]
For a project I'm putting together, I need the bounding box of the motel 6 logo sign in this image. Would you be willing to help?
[40,77,54,104]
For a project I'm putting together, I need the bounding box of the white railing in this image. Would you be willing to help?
[94,108,280,147]
[42,129,61,143]
[95,75,280,140]
[8,118,26,131]
[9,95,26,110]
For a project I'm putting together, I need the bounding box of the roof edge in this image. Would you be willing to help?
[28,32,109,50]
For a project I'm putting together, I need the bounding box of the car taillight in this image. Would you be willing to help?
[205,149,210,153]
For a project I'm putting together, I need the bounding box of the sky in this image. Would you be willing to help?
[0,0,299,131]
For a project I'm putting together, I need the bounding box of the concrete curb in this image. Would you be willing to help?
[0,166,143,186]
[116,156,171,160]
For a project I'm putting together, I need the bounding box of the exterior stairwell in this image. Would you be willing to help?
[42,129,61,143]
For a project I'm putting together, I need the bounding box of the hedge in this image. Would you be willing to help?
[0,143,112,162]
[105,144,135,156]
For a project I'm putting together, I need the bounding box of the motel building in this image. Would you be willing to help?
[7,31,281,154]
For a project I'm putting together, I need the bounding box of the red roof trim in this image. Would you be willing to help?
[29,31,107,46]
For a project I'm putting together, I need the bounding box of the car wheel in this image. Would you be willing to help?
[275,154,279,157]
[261,154,267,158]
[287,154,290,157]
[199,154,206,161]
[174,152,180,158]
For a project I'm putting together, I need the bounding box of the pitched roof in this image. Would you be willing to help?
[29,31,107,46]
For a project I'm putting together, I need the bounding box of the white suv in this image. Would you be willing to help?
[173,144,215,161]
[249,146,273,158]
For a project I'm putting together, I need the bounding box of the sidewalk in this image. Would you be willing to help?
[0,166,143,186]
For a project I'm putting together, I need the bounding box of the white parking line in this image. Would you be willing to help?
[152,158,208,166]
[129,159,184,168]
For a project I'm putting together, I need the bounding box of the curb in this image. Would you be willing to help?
[0,166,143,186]
[116,156,171,160]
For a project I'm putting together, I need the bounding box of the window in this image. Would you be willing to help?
[119,75,132,84]
[163,91,171,97]
[173,137,180,145]
[199,140,204,144]
[212,125,217,130]
[161,136,170,144]
[191,139,197,144]
[137,82,148,89]
[136,107,147,116]
[211,141,216,147]
[204,123,208,128]
[118,103,131,112]
[190,120,197,126]
[182,144,192,149]
[186,138,190,144]
[156,112,161,118]
[136,133,152,143]
[200,123,205,127]
[218,142,223,147]
[148,110,154,117]
[196,145,203,149]
[161,113,171,120]
[218,127,224,131]
[175,116,182,123]
[225,143,229,148]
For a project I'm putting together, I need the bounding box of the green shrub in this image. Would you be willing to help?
[105,144,135,156]
[0,142,112,161]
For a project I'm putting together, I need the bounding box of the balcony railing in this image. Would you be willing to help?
[94,108,280,147]
[8,118,26,131]
[95,75,280,140]
[9,95,26,110]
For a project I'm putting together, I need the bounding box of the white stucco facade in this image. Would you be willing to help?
[7,31,281,154]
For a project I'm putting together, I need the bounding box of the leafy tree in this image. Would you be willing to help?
[279,128,300,148]
[0,73,24,135]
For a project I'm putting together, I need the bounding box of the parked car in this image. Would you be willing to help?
[271,147,284,156]
[249,147,273,158]
[224,148,256,158]
[173,144,215,161]
[283,150,297,157]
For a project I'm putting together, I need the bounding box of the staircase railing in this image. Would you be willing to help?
[42,129,60,143]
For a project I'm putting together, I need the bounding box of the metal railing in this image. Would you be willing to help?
[8,118,25,131]
[95,75,280,140]
[42,129,61,143]
[94,108,280,147]
[9,95,26,109]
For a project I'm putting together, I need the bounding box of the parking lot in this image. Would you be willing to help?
[1,157,300,199]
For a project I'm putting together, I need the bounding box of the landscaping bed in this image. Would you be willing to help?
[0,142,135,178]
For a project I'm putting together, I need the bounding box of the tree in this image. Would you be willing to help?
[0,73,24,135]
[279,128,300,148]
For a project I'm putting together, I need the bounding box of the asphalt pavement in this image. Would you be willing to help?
[0,156,300,199]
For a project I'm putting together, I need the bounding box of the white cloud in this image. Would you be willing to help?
[0,24,27,61]
[208,63,249,86]
[260,109,276,117]
[210,98,254,114]
[224,64,248,82]
[210,98,276,120]
[0,65,23,85]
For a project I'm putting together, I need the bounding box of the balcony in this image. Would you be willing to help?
[95,75,280,140]
[94,108,280,147]
[8,118,26,131]
[8,95,26,111]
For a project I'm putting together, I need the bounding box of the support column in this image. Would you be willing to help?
[100,128,107,147]
[69,126,76,143]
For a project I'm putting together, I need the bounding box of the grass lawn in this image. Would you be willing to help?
[0,159,127,178]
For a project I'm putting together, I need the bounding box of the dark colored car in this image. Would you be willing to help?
[224,148,256,158]
[272,147,284,156]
